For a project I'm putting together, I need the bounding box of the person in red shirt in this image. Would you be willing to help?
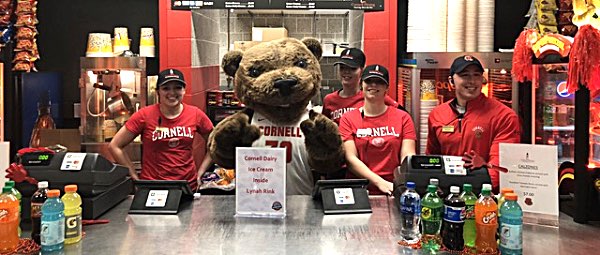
[339,65,417,195]
[109,69,214,190]
[322,48,399,125]
[426,55,520,190]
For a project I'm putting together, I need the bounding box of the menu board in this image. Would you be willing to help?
[172,0,384,11]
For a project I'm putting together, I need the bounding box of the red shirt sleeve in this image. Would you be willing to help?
[195,108,214,135]
[488,110,521,188]
[125,108,146,135]
[338,113,355,141]
[425,112,441,155]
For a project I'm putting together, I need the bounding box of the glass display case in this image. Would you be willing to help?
[398,52,515,153]
[79,57,146,164]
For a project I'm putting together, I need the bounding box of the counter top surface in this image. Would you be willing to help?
[52,195,598,254]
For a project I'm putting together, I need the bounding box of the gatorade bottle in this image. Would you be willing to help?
[0,187,20,253]
[460,184,477,248]
[31,181,49,244]
[475,184,498,254]
[441,186,465,252]
[4,181,21,235]
[421,184,443,236]
[41,189,65,252]
[62,185,82,244]
[429,178,444,198]
[399,182,421,244]
[497,187,514,243]
[499,193,523,255]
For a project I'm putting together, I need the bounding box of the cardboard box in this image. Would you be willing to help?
[233,41,261,52]
[252,27,288,42]
[39,129,81,152]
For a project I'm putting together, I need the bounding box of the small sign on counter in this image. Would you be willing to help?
[500,143,559,226]
[235,147,286,218]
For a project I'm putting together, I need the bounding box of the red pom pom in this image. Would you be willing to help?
[512,29,537,83]
[568,25,600,92]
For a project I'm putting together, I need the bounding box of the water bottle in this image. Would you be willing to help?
[41,189,65,252]
[4,181,21,235]
[0,187,20,253]
[421,184,443,236]
[441,186,465,252]
[475,184,498,254]
[31,181,49,244]
[429,178,444,198]
[499,193,523,255]
[62,185,82,244]
[460,183,477,248]
[399,181,421,244]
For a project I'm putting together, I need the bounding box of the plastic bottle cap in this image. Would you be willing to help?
[5,180,15,187]
[429,178,439,185]
[505,193,518,201]
[65,184,78,192]
[38,181,49,189]
[47,189,60,198]
[427,185,437,193]
[501,188,514,194]
[482,184,492,191]
[450,186,460,193]
[406,182,416,189]
[463,183,472,192]
[2,186,12,193]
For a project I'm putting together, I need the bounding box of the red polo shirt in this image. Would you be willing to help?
[426,94,520,189]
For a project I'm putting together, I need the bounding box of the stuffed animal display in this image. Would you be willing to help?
[208,38,345,195]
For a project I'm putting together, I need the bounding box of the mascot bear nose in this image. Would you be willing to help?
[274,78,298,96]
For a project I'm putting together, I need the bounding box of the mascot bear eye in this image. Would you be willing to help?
[295,59,308,68]
[248,67,262,78]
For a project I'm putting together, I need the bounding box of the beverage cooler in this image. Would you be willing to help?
[79,57,147,167]
[518,59,600,223]
[398,52,514,153]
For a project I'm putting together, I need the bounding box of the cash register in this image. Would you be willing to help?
[393,155,491,198]
[15,151,131,219]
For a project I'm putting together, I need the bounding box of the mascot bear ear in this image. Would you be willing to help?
[221,50,243,77]
[302,37,322,60]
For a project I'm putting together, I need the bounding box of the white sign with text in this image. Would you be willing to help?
[500,143,558,225]
[235,147,286,218]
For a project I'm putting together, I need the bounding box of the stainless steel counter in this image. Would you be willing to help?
[55,195,598,255]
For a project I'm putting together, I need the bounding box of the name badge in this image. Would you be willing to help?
[442,125,455,133]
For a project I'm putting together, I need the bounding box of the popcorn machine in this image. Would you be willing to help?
[79,57,146,164]
[398,52,515,153]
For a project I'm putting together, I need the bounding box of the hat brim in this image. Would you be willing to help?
[361,74,389,85]
[157,79,187,88]
[333,59,361,68]
[453,62,484,75]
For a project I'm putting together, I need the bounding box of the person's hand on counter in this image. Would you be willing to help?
[374,179,394,196]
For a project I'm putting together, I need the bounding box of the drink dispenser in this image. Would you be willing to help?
[79,57,146,164]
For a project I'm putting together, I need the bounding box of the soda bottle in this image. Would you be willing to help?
[475,184,498,254]
[499,193,523,255]
[41,189,65,252]
[0,187,20,253]
[429,178,444,198]
[441,186,465,251]
[31,181,49,244]
[399,181,421,244]
[4,181,22,235]
[62,185,82,244]
[460,183,477,248]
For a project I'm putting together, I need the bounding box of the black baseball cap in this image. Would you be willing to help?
[361,64,389,85]
[333,48,366,68]
[449,55,484,76]
[157,68,187,88]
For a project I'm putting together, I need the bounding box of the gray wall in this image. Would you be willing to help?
[191,9,221,67]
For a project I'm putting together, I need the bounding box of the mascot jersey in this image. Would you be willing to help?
[322,90,399,125]
[251,110,313,195]
[126,104,213,189]
[339,106,416,195]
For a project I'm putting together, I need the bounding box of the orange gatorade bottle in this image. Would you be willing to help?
[475,184,498,254]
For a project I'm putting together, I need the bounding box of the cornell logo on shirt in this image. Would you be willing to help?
[331,107,356,120]
[472,126,484,139]
[356,126,399,138]
[152,126,194,141]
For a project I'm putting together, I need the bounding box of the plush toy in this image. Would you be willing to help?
[208,38,345,195]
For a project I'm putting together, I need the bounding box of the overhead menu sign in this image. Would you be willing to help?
[172,0,384,11]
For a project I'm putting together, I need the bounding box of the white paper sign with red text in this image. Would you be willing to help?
[235,147,286,218]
